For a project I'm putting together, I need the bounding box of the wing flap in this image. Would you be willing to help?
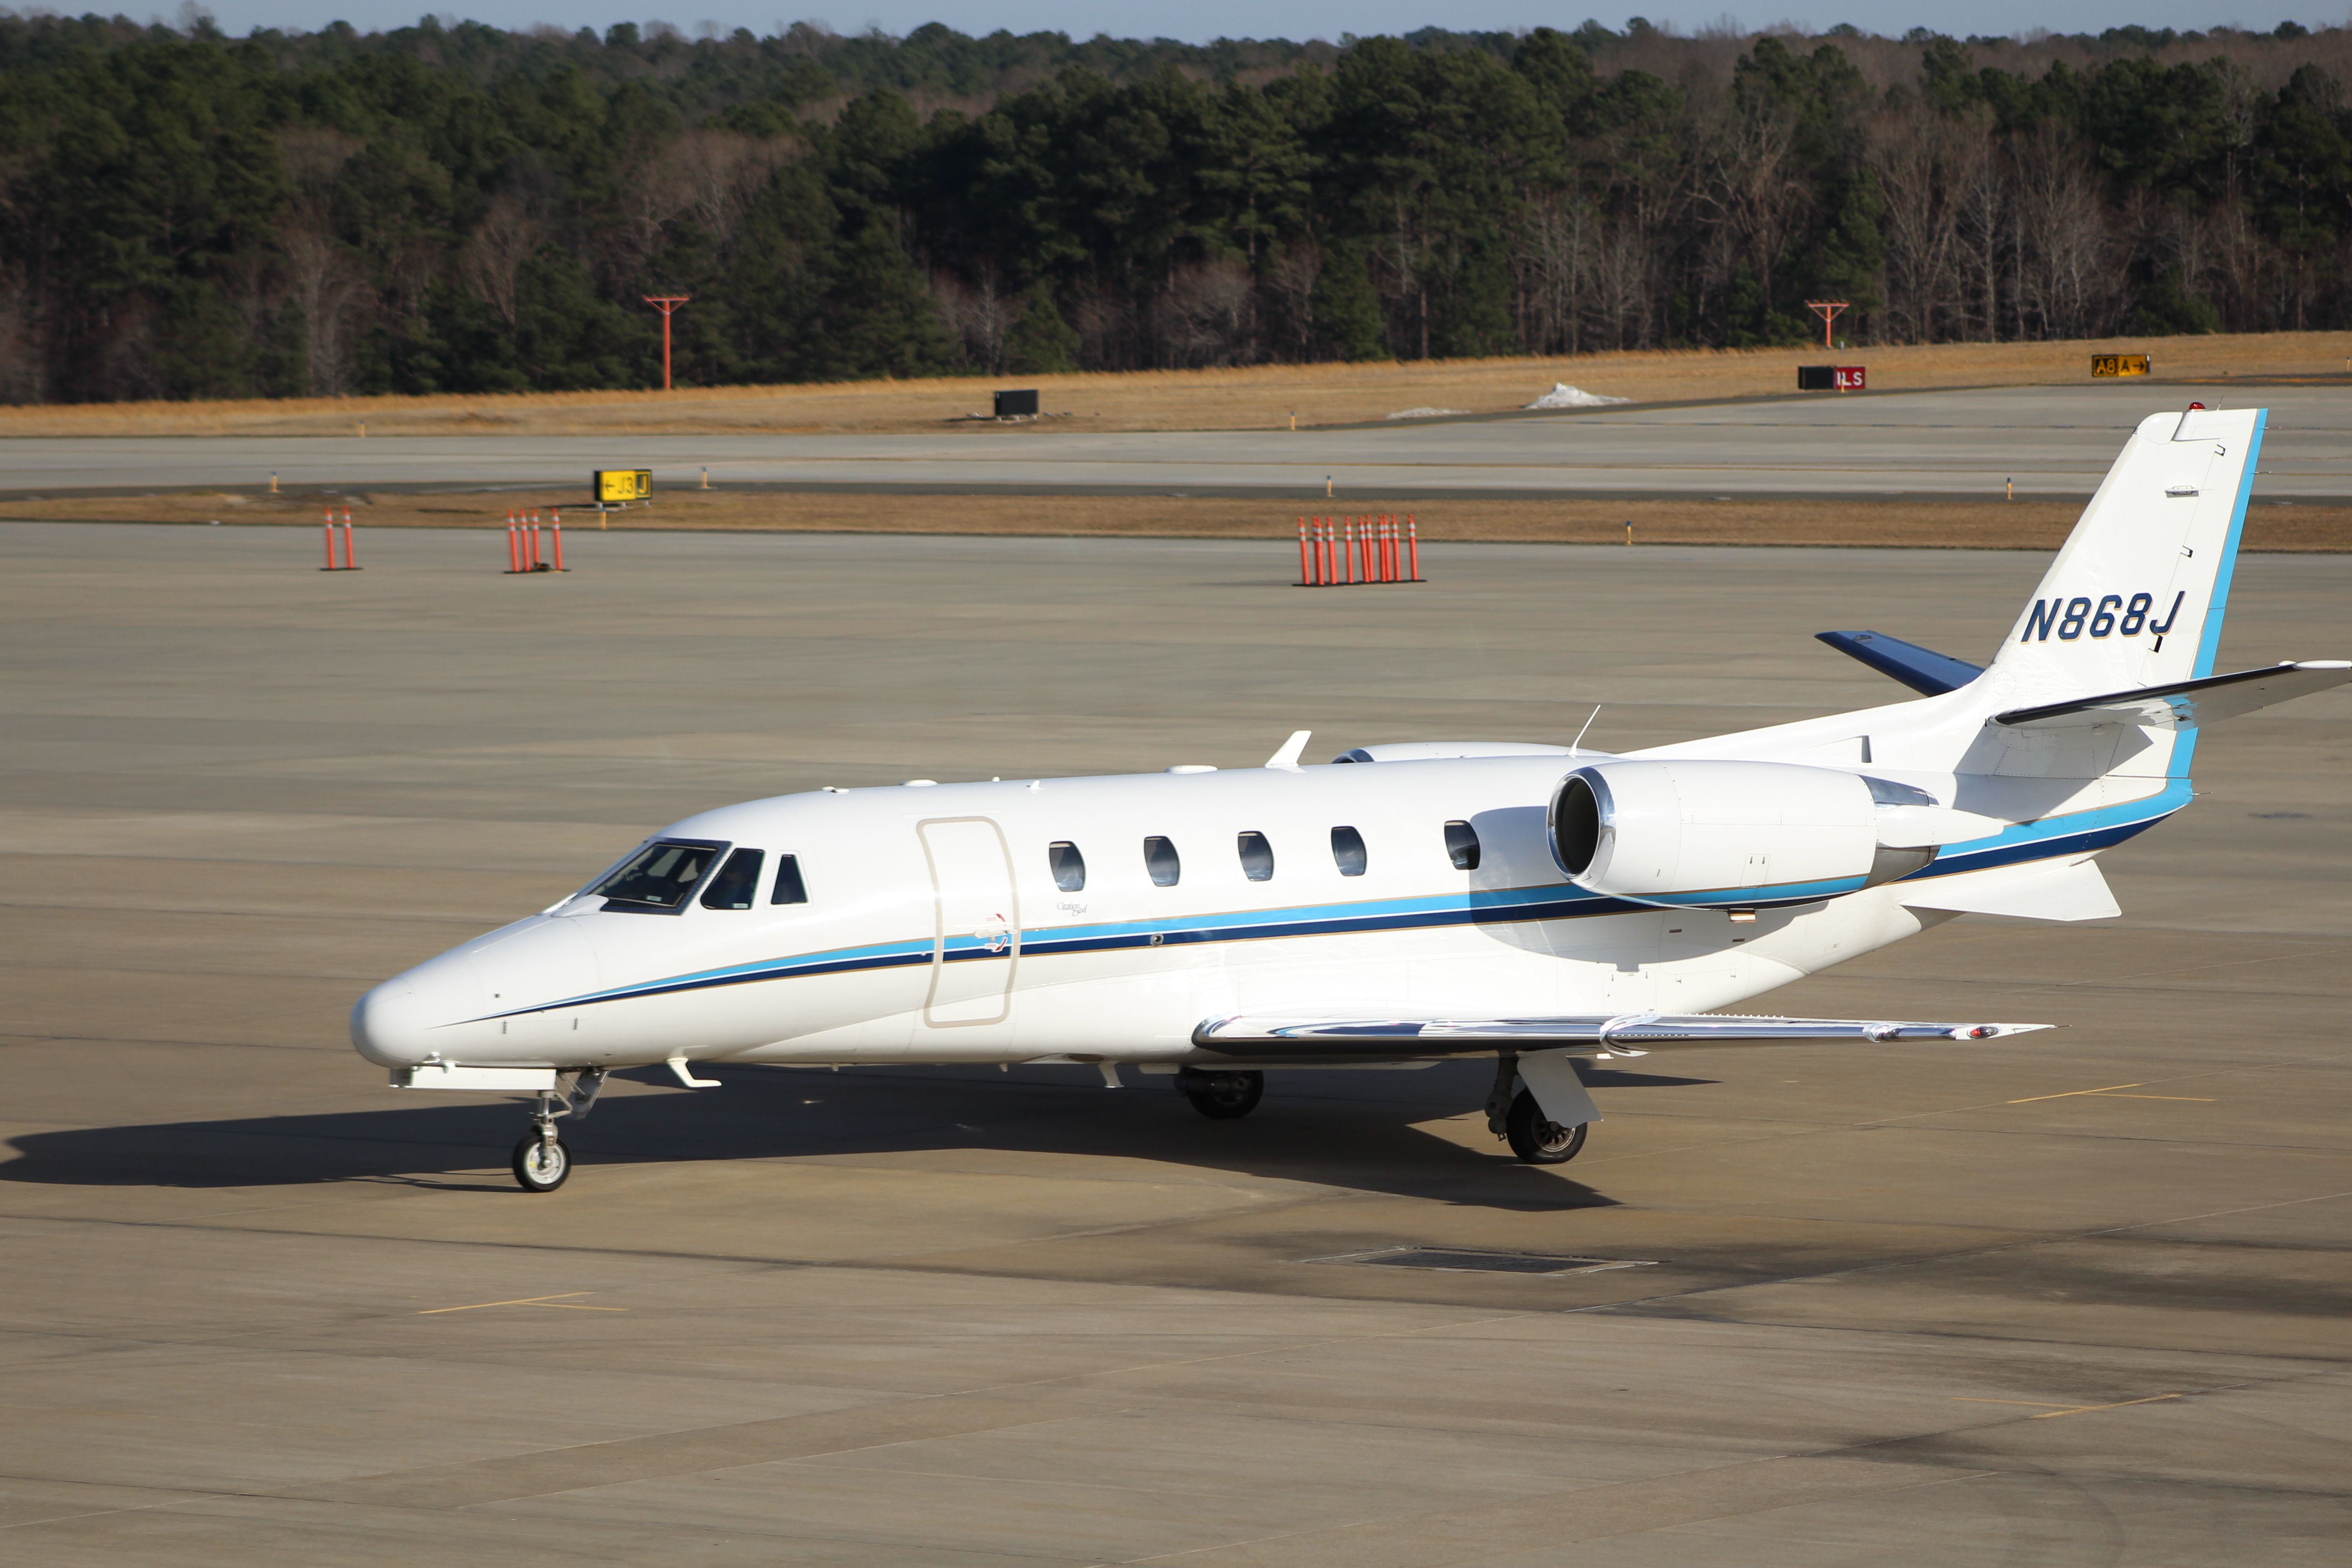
[1193,1012,2048,1058]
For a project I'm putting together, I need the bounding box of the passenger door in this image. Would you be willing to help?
[917,817,1020,1026]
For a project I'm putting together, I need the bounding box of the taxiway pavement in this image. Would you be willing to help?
[0,522,2346,1565]
[5,383,2350,501]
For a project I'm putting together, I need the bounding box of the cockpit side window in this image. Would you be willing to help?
[1049,841,1087,892]
[596,839,728,913]
[701,848,764,910]
[1444,820,1481,871]
[771,854,808,905]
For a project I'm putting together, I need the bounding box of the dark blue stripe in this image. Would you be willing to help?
[477,799,2178,1023]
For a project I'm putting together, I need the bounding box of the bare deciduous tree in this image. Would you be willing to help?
[2011,123,2118,340]
[1154,259,1257,366]
[1514,192,1595,355]
[457,196,544,327]
[667,130,794,249]
[1868,105,1971,342]
[1263,240,1320,359]
[932,270,1013,372]
[281,226,369,393]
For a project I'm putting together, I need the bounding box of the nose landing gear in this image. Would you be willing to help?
[513,1131,571,1192]
[512,1068,604,1193]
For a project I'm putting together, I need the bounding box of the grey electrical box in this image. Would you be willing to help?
[994,388,1039,418]
[1796,365,1835,391]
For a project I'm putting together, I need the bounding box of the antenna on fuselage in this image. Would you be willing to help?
[1569,706,1602,756]
[1264,730,1312,770]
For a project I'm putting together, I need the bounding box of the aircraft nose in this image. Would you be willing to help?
[349,950,486,1067]
[350,977,429,1067]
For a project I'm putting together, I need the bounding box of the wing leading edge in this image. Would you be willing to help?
[1194,1012,2049,1059]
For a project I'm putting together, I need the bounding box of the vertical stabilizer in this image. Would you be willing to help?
[1990,407,2264,704]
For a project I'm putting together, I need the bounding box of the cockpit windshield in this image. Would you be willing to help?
[593,839,728,912]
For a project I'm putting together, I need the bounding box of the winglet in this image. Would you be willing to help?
[1265,730,1311,770]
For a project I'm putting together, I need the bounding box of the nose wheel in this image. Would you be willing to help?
[513,1131,572,1191]
[511,1069,603,1192]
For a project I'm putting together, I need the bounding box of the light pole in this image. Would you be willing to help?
[643,295,690,389]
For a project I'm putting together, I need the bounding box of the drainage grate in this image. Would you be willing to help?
[1304,1246,1658,1276]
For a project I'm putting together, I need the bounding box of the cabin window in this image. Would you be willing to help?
[1330,825,1367,877]
[1049,841,1087,892]
[1236,831,1275,882]
[770,854,808,905]
[1144,835,1181,887]
[1444,820,1481,871]
[701,848,764,910]
[595,839,727,913]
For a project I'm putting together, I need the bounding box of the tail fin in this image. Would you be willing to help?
[1990,407,2264,703]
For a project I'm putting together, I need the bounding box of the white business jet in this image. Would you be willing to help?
[353,407,2346,1191]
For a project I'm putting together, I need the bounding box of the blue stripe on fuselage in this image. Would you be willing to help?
[472,792,2185,1022]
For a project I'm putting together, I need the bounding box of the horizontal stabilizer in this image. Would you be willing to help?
[1816,630,1985,696]
[1193,1013,2048,1057]
[1899,857,2120,922]
[1994,660,2350,730]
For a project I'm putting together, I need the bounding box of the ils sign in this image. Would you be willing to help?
[2091,354,2151,377]
[594,469,652,503]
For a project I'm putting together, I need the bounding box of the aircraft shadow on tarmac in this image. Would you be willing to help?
[0,1062,1715,1210]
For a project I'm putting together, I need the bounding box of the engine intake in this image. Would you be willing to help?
[1548,760,1935,908]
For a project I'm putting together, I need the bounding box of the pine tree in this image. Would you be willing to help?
[1005,286,1078,373]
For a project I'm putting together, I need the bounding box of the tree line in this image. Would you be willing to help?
[3,14,2350,402]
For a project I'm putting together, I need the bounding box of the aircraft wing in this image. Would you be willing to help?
[1994,660,2350,730]
[1192,1013,2049,1057]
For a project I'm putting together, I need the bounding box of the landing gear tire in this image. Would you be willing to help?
[1505,1089,1587,1165]
[512,1132,573,1192]
[1181,1070,1264,1120]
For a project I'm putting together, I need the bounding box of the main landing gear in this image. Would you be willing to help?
[1504,1091,1588,1164]
[1176,1067,1263,1120]
[1487,1053,1589,1166]
[512,1068,604,1193]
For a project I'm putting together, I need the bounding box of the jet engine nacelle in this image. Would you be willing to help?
[1548,760,1935,908]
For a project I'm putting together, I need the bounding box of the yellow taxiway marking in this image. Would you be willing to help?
[2007,1083,2146,1102]
[2006,1083,2213,1105]
[1955,1394,2183,1419]
[419,1292,627,1315]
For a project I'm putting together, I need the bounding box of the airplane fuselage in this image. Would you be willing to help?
[351,754,1983,1074]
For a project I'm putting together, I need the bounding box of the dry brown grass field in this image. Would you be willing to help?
[7,487,2347,552]
[3,332,2350,439]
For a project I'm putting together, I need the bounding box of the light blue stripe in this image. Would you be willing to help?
[2195,407,2264,682]
[502,796,2182,1020]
